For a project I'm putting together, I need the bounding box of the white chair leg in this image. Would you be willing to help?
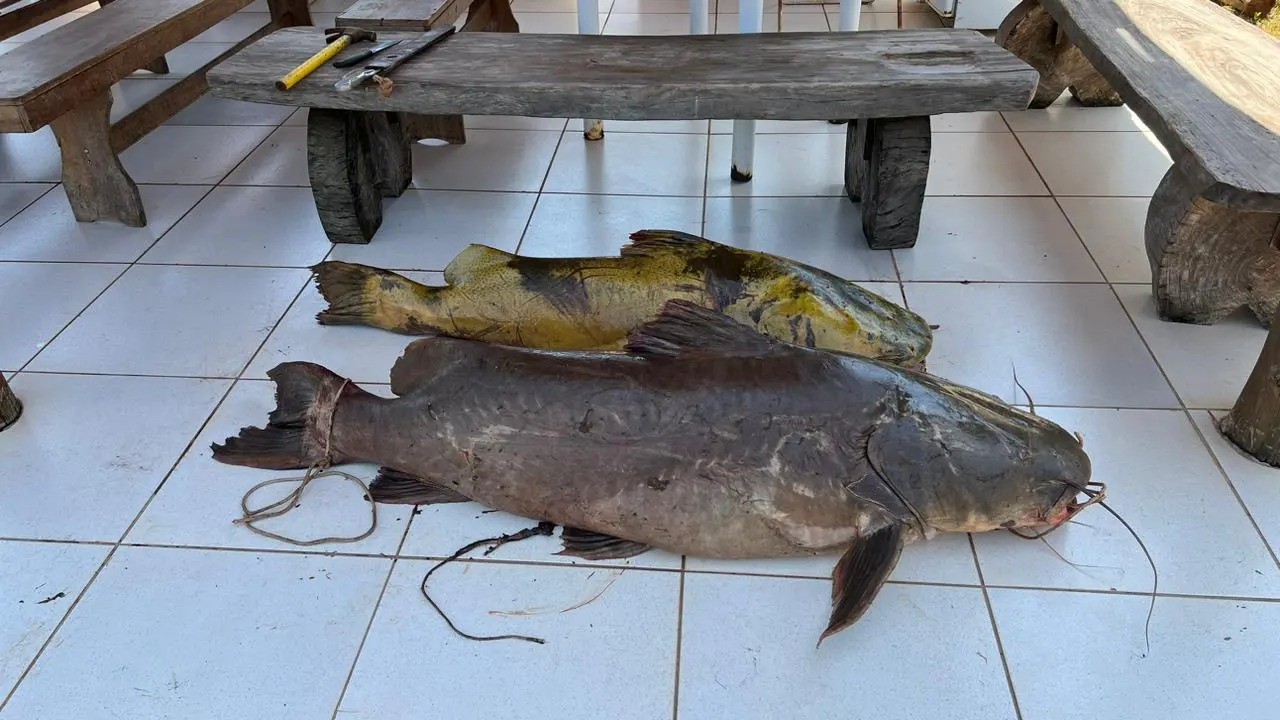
[578,0,604,139]
[690,0,709,34]
[730,0,764,182]
[838,0,863,31]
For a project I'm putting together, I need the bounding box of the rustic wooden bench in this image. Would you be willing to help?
[998,0,1280,328]
[208,27,1037,247]
[0,0,311,227]
[2,0,169,75]
[999,0,1280,466]
[337,0,519,146]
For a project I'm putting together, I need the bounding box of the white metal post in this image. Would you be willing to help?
[729,0,764,182]
[578,0,604,139]
[690,0,709,34]
[837,0,863,31]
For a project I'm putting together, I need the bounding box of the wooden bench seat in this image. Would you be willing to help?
[337,0,520,146]
[998,0,1280,328]
[0,0,310,226]
[209,27,1037,246]
[999,0,1280,465]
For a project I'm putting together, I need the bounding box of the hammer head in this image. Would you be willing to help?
[324,27,376,43]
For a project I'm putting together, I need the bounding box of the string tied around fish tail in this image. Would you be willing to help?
[421,522,557,645]
[233,380,378,547]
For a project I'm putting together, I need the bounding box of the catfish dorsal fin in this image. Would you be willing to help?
[620,229,716,258]
[624,300,784,360]
[442,244,515,285]
[389,336,472,396]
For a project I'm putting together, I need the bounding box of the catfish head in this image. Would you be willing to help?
[729,261,933,367]
[862,376,1092,538]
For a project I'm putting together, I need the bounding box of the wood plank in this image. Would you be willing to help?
[209,28,1039,121]
[1040,0,1280,209]
[0,0,97,42]
[338,0,465,30]
[0,0,254,132]
[108,17,279,152]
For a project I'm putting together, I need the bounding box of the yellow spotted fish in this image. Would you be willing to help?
[312,229,933,365]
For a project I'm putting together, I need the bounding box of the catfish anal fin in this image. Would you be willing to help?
[368,467,472,505]
[556,527,651,560]
[818,523,904,646]
[625,299,785,360]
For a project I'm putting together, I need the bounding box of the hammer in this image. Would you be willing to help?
[276,27,376,91]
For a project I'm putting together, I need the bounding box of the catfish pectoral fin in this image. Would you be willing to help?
[818,524,905,646]
[556,527,651,560]
[368,467,472,505]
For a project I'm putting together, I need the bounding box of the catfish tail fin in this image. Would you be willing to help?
[212,362,365,470]
[311,261,440,335]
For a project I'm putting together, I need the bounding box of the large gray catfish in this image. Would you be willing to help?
[214,301,1091,641]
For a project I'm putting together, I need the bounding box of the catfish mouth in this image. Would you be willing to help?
[1011,480,1107,539]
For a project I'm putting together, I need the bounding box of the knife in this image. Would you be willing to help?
[333,38,402,69]
[334,27,457,93]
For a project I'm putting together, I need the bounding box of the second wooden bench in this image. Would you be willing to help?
[208,28,1038,248]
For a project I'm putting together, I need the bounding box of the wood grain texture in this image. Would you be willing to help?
[854,117,931,250]
[401,113,465,143]
[308,108,382,244]
[267,0,311,28]
[208,28,1039,121]
[0,0,96,42]
[365,111,412,197]
[1039,0,1280,209]
[1220,302,1280,466]
[49,90,145,226]
[1146,164,1280,326]
[338,0,464,29]
[844,119,867,203]
[110,18,280,152]
[995,0,1119,109]
[0,373,21,432]
[0,0,254,132]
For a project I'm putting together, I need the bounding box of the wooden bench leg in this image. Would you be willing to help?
[0,374,21,433]
[141,57,171,75]
[267,0,314,27]
[1146,163,1280,326]
[308,108,384,244]
[50,91,146,227]
[401,114,467,145]
[996,0,1121,109]
[846,117,930,250]
[1220,302,1280,466]
[367,112,413,198]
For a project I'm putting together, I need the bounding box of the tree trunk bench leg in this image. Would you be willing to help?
[401,114,467,145]
[268,0,314,27]
[1146,164,1280,326]
[367,112,413,198]
[0,374,21,433]
[50,91,146,227]
[1220,302,1280,466]
[996,0,1121,109]
[847,116,930,251]
[307,108,384,244]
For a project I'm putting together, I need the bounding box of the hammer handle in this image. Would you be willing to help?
[276,35,353,91]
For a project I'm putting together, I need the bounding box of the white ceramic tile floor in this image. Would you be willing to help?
[3,5,1280,718]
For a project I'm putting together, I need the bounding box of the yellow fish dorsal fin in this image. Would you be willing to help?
[621,229,718,258]
[443,244,516,285]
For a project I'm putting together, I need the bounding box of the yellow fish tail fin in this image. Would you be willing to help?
[443,244,516,285]
[312,261,437,335]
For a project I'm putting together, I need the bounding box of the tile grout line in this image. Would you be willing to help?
[0,230,318,709]
[0,184,57,232]
[670,556,687,720]
[967,534,1024,720]
[1003,110,1280,579]
[512,119,571,256]
[327,511,418,720]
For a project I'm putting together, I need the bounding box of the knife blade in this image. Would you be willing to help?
[334,27,457,93]
[333,38,402,69]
